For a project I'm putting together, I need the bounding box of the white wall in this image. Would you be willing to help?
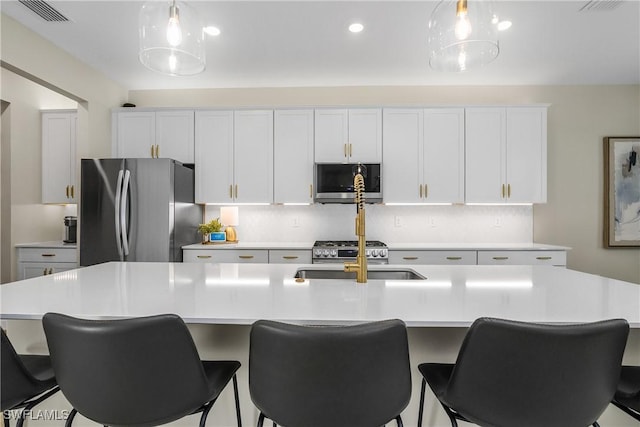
[204,204,532,244]
[0,14,128,281]
[130,86,640,283]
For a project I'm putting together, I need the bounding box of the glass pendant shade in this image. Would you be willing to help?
[428,0,499,72]
[139,0,205,76]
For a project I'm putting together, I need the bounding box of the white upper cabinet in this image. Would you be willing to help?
[194,110,234,204]
[314,108,381,163]
[42,110,77,204]
[274,110,314,204]
[383,108,464,204]
[383,109,423,203]
[155,110,195,163]
[234,110,274,204]
[424,108,465,203]
[112,110,194,164]
[505,108,547,203]
[465,106,547,203]
[194,110,273,204]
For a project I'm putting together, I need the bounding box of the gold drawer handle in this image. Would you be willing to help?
[66,185,70,198]
[403,256,419,260]
[70,185,74,199]
[196,255,212,259]
[536,256,552,260]
[239,255,254,259]
[446,256,462,261]
[283,256,299,260]
[493,256,509,260]
[41,253,56,257]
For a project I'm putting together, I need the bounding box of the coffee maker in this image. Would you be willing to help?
[64,216,77,243]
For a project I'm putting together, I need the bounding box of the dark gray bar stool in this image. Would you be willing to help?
[1,329,59,427]
[42,313,242,427]
[612,365,640,421]
[417,317,629,427]
[249,319,411,427]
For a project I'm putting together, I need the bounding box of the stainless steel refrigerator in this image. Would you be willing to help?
[80,158,202,266]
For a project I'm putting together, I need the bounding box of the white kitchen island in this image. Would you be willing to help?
[1,262,639,426]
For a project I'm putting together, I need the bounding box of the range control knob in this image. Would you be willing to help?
[380,249,388,257]
[330,249,337,257]
[366,249,372,257]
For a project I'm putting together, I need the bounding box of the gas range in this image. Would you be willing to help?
[312,240,389,264]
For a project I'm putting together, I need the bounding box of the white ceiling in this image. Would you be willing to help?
[1,0,639,90]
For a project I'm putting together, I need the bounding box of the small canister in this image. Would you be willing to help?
[64,216,77,243]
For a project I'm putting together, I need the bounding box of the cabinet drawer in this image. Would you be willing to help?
[183,249,269,263]
[477,251,566,266]
[389,250,476,265]
[17,247,77,263]
[268,250,312,264]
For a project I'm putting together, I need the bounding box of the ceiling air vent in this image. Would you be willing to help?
[18,0,69,22]
[579,0,623,12]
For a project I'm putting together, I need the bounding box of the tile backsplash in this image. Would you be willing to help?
[204,204,533,243]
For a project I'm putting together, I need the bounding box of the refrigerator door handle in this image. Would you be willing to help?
[114,170,124,259]
[121,170,131,256]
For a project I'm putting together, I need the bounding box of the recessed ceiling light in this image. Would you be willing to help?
[497,20,512,31]
[348,23,364,33]
[203,26,221,36]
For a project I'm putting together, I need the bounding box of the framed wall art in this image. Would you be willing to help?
[604,136,640,248]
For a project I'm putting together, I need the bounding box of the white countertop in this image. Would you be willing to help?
[1,262,637,327]
[15,241,77,249]
[182,242,570,251]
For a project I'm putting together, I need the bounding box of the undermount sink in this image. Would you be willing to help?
[294,268,426,281]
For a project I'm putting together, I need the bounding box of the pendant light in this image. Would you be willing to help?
[428,0,499,72]
[139,0,205,76]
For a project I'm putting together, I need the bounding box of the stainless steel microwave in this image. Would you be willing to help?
[314,163,382,203]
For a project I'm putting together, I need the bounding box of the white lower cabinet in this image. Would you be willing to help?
[183,249,269,264]
[16,246,78,280]
[388,250,477,265]
[268,250,312,264]
[477,251,567,266]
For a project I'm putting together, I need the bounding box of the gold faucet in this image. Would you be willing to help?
[344,172,367,283]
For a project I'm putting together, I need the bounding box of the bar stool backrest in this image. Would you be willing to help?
[249,319,411,427]
[444,317,629,427]
[43,313,210,427]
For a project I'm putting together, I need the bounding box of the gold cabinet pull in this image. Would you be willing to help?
[507,183,511,198]
[309,184,313,198]
[446,256,462,261]
[41,253,56,257]
[239,255,254,259]
[235,184,238,199]
[70,185,74,199]
[48,268,53,274]
[424,183,428,199]
[66,185,70,198]
[197,255,212,259]
[344,143,348,158]
[229,185,233,199]
[536,256,552,260]
[403,256,419,260]
[349,143,353,157]
[151,145,154,157]
[419,184,423,198]
[43,268,48,275]
[493,256,509,260]
[283,256,299,260]
[501,184,506,198]
[155,145,160,158]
